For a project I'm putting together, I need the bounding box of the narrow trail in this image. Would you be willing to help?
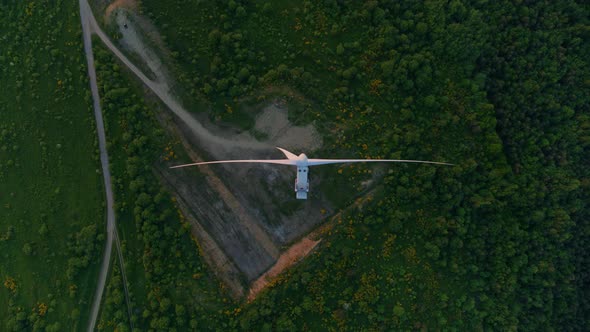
[80,1,133,331]
[79,0,116,330]
[84,2,268,155]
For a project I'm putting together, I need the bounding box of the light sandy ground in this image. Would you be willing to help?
[115,9,170,84]
[253,103,322,152]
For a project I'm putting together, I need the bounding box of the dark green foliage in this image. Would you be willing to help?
[477,2,590,329]
[66,225,102,280]
[137,0,589,330]
[96,260,129,331]
[0,0,572,329]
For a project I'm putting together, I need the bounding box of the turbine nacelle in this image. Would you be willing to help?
[296,153,308,166]
[277,147,308,166]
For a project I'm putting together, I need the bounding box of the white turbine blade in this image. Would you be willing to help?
[170,159,296,169]
[276,147,298,160]
[307,159,453,166]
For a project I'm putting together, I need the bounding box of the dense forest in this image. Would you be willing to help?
[139,0,589,330]
[0,0,588,331]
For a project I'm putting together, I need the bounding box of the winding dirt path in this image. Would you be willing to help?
[80,1,132,331]
[79,1,117,330]
[84,3,269,155]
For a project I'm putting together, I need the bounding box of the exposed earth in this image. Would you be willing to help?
[253,103,323,152]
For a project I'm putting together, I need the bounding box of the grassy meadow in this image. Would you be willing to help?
[0,0,105,330]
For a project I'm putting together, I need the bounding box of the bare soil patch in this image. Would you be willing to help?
[253,103,322,152]
[153,109,279,282]
[170,186,246,299]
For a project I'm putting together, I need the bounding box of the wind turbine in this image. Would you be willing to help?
[170,147,453,199]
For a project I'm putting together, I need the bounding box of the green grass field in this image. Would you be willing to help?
[0,1,104,330]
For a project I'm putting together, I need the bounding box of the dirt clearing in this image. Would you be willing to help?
[253,103,322,152]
